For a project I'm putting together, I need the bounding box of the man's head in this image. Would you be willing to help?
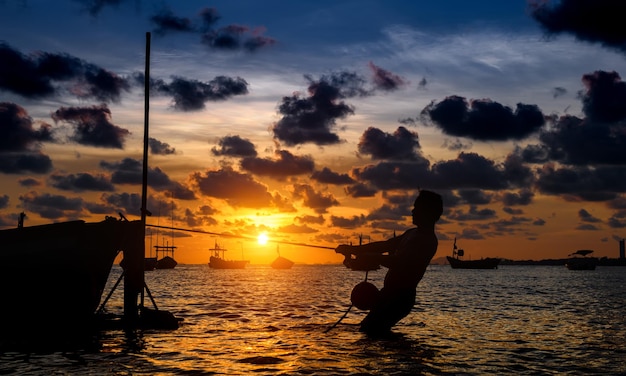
[412,190,443,226]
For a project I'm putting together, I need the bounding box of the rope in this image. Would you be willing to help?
[324,271,370,333]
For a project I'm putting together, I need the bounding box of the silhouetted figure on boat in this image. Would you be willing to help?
[335,190,443,337]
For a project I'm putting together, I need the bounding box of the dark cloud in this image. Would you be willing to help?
[358,126,423,161]
[552,87,567,98]
[458,189,493,205]
[422,95,546,141]
[52,104,130,148]
[0,43,129,101]
[330,214,366,229]
[142,75,249,111]
[501,189,534,206]
[0,194,8,209]
[49,172,115,192]
[19,191,83,219]
[100,158,196,199]
[368,62,408,91]
[430,152,513,190]
[535,164,626,201]
[446,205,497,221]
[0,102,54,152]
[578,208,602,223]
[148,6,275,52]
[0,152,53,174]
[530,0,626,53]
[351,151,529,193]
[240,150,314,179]
[101,192,141,216]
[189,166,273,208]
[581,70,626,123]
[149,137,177,155]
[18,177,42,187]
[211,135,257,157]
[295,214,325,225]
[292,183,340,214]
[271,72,368,146]
[72,0,127,17]
[345,183,377,198]
[151,8,195,35]
[418,77,428,90]
[351,161,431,190]
[202,25,276,52]
[310,167,354,185]
[537,115,626,165]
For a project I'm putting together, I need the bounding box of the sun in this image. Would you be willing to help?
[257,232,268,245]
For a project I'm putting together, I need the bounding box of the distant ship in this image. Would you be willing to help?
[565,250,597,270]
[208,241,249,269]
[270,245,294,269]
[447,238,500,269]
[154,244,178,269]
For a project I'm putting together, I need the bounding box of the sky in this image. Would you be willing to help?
[1,0,626,265]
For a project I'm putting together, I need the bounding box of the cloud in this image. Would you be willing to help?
[271,72,369,146]
[535,164,626,201]
[0,102,54,152]
[530,0,626,53]
[72,0,128,17]
[578,208,602,223]
[19,191,84,219]
[49,172,115,192]
[211,135,257,157]
[240,149,314,179]
[140,74,249,111]
[149,137,177,155]
[0,194,8,209]
[0,43,129,101]
[581,70,626,123]
[149,6,276,52]
[292,183,339,214]
[0,152,53,174]
[310,167,354,185]
[151,8,196,35]
[367,61,408,91]
[358,126,423,161]
[52,104,130,149]
[421,95,546,141]
[100,158,196,199]
[189,166,274,208]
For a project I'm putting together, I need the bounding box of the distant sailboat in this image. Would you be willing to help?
[154,194,177,269]
[271,245,294,269]
[208,240,249,269]
[447,238,500,269]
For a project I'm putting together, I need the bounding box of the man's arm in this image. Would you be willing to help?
[335,234,403,256]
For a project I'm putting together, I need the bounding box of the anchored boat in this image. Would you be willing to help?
[208,241,249,269]
[447,238,500,269]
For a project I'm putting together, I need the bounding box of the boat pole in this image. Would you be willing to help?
[124,31,150,323]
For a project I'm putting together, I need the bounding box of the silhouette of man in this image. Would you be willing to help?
[335,190,443,336]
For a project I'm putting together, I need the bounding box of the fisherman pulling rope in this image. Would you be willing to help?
[333,190,443,337]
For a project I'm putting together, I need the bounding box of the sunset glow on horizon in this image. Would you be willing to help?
[1,1,625,265]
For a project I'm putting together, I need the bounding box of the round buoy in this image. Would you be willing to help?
[350,281,379,310]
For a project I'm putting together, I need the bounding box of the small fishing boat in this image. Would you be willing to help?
[271,245,294,269]
[208,241,249,269]
[447,238,500,269]
[565,250,597,270]
[154,245,178,269]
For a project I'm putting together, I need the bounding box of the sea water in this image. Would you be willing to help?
[1,264,624,375]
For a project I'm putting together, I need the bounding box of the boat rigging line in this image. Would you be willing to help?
[145,224,335,251]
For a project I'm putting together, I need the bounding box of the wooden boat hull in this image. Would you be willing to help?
[0,218,142,332]
[565,258,597,270]
[156,256,178,269]
[271,256,294,269]
[209,256,249,269]
[447,256,500,269]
